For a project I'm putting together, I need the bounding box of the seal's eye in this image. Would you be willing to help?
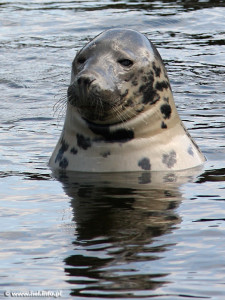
[77,57,86,64]
[118,59,133,67]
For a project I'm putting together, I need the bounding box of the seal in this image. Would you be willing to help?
[49,28,206,172]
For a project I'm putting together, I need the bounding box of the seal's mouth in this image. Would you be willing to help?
[76,99,123,124]
[77,105,113,123]
[67,82,125,124]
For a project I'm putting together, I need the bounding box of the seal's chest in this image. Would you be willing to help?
[52,131,204,172]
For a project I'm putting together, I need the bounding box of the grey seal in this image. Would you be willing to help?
[49,29,205,172]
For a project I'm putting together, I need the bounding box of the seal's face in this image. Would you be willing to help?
[67,29,169,125]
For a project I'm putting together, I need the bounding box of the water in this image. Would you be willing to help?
[0,1,225,299]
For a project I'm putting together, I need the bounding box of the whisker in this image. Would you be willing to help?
[53,88,68,125]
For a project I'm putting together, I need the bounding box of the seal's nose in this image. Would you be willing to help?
[77,75,95,87]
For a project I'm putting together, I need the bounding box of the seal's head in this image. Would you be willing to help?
[67,29,171,126]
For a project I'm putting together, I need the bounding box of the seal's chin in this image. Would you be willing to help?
[78,107,110,124]
[77,105,123,125]
[78,103,140,126]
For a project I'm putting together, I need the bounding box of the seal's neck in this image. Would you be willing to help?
[133,94,181,139]
[63,90,181,142]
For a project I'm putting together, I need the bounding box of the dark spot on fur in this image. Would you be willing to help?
[188,145,194,156]
[55,138,69,163]
[152,62,161,77]
[70,147,78,155]
[162,150,177,168]
[87,122,134,143]
[138,157,151,170]
[160,104,172,119]
[163,97,169,103]
[107,129,134,142]
[155,80,169,91]
[132,78,138,86]
[161,121,167,129]
[59,157,68,169]
[139,72,160,105]
[77,133,91,150]
[121,89,128,98]
[124,99,134,107]
[101,151,111,158]
[141,76,148,83]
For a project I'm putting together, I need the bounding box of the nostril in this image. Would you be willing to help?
[84,78,91,85]
[77,76,95,86]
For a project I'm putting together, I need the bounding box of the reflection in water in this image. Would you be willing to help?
[53,169,201,298]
